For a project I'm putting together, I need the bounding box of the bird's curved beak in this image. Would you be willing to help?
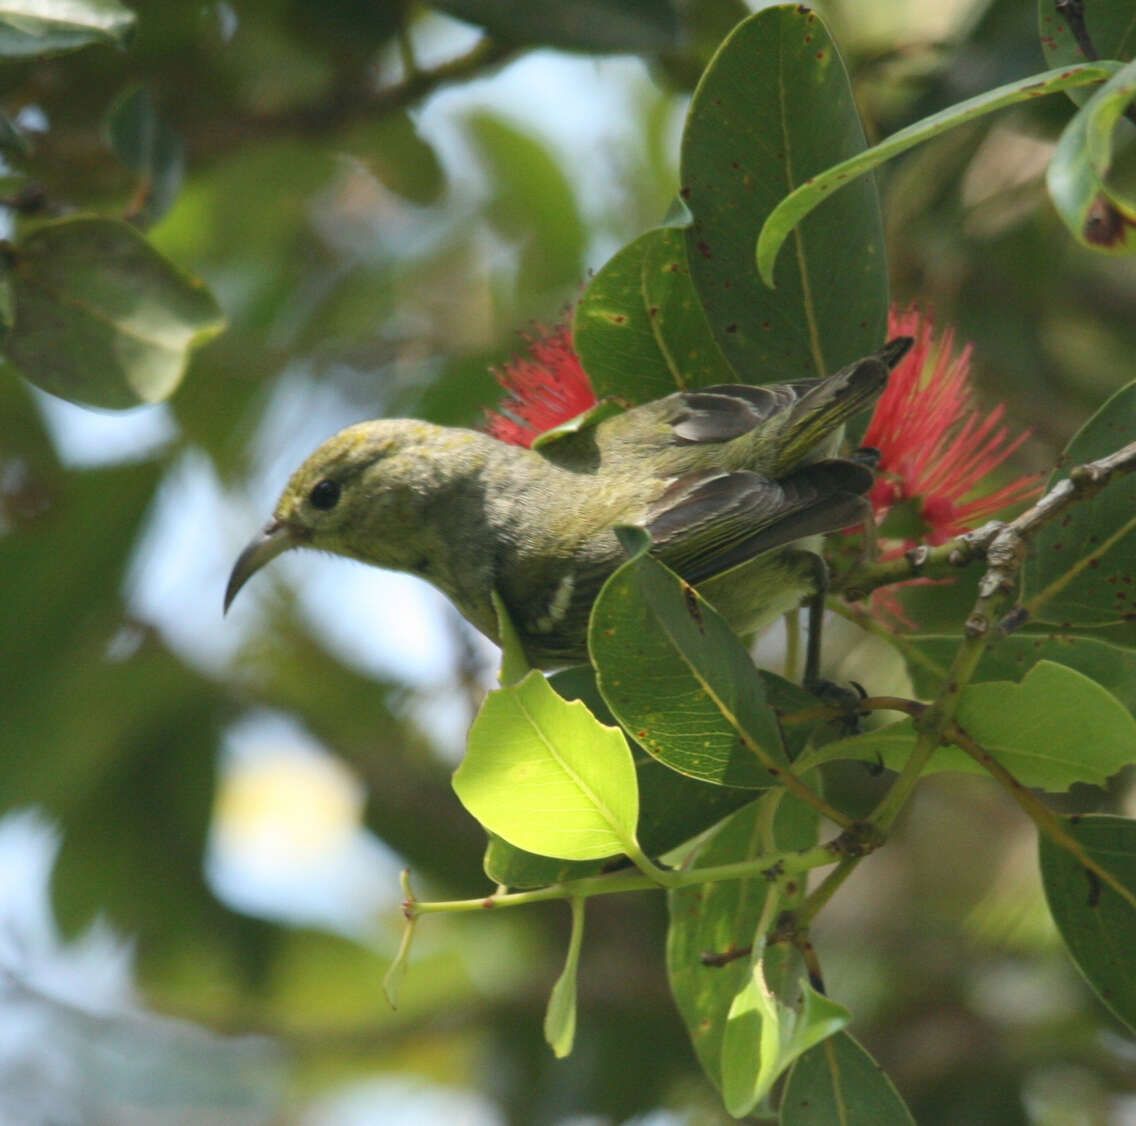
[224,520,300,613]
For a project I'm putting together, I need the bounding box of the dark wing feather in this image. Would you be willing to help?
[667,384,800,445]
[647,458,874,585]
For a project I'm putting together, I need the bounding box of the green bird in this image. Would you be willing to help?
[225,338,911,669]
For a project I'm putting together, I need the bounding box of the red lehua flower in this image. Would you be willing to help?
[863,305,1041,546]
[484,320,597,448]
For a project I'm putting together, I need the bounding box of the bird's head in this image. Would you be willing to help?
[224,418,484,612]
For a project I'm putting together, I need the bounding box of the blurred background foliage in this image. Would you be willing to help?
[1,0,1134,1122]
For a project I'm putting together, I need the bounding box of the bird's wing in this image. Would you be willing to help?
[663,384,800,445]
[646,458,875,584]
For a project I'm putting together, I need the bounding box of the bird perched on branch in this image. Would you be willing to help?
[225,338,912,669]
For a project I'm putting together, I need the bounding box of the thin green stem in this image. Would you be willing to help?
[408,841,842,917]
[868,729,940,832]
[793,856,859,930]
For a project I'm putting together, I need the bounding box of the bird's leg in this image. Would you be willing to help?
[802,552,865,735]
[802,551,829,692]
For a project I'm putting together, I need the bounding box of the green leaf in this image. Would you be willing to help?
[484,664,753,887]
[482,834,602,889]
[1040,815,1136,1033]
[667,796,818,1089]
[0,0,134,56]
[756,63,1118,286]
[544,896,585,1058]
[721,958,782,1117]
[904,634,1136,716]
[722,969,850,1118]
[2,217,225,409]
[682,5,887,380]
[1047,58,1136,252]
[432,0,678,52]
[573,225,738,404]
[483,757,756,887]
[590,527,789,788]
[104,85,185,224]
[1023,381,1136,625]
[492,590,531,687]
[801,662,1136,791]
[454,670,640,861]
[782,1030,916,1125]
[531,398,626,450]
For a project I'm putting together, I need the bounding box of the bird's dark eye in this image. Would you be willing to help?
[309,479,341,510]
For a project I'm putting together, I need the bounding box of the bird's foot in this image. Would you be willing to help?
[805,677,867,737]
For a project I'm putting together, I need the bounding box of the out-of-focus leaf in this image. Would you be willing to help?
[243,601,487,889]
[105,85,185,224]
[455,670,639,861]
[667,796,818,1091]
[0,107,29,154]
[1023,382,1136,625]
[574,226,738,404]
[1047,59,1136,253]
[0,460,157,722]
[0,271,15,332]
[0,0,134,57]
[352,110,444,205]
[0,455,270,977]
[1040,815,1136,1032]
[465,111,585,304]
[682,6,887,381]
[801,662,1136,792]
[434,0,678,52]
[2,217,225,408]
[655,0,749,89]
[782,1031,916,1125]
[590,527,788,788]
[757,63,1118,286]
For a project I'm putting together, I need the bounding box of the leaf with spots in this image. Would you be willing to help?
[573,225,737,404]
[589,526,789,788]
[1040,815,1136,1033]
[1023,381,1136,628]
[1047,57,1136,253]
[1039,0,1136,104]
[681,5,887,382]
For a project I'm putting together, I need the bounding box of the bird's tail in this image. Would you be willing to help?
[773,337,913,474]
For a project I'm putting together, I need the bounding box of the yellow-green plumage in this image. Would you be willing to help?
[226,339,911,667]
